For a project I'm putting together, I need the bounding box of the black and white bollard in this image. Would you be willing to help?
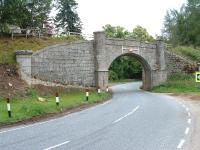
[106,86,109,92]
[97,86,101,95]
[55,92,60,106]
[85,89,89,101]
[6,98,12,118]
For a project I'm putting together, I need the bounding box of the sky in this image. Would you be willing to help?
[75,0,186,37]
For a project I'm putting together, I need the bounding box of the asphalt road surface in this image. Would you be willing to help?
[0,82,192,150]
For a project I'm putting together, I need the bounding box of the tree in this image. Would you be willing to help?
[102,24,129,38]
[26,0,53,28]
[0,0,53,35]
[103,24,154,42]
[55,0,82,33]
[0,0,30,33]
[131,25,154,42]
[163,0,200,46]
[186,0,200,46]
[108,56,142,81]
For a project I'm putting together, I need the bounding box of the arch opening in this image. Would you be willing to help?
[108,53,152,90]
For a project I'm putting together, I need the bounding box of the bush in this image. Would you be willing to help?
[172,46,200,62]
[109,70,119,81]
[152,73,199,93]
[26,89,38,98]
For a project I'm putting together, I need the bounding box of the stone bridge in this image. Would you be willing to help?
[16,32,193,90]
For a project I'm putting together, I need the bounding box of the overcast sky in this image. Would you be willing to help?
[75,0,186,37]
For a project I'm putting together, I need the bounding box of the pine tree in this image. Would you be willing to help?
[55,0,82,33]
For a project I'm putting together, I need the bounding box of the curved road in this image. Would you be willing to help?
[0,82,192,150]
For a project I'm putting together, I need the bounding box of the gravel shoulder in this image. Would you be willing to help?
[161,93,200,150]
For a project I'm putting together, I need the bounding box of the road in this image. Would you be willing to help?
[0,82,192,150]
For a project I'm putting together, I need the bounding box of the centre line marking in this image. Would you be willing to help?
[113,105,140,123]
[44,140,70,150]
[188,118,191,124]
[188,112,191,117]
[101,101,110,106]
[185,127,190,135]
[0,117,60,134]
[177,139,185,149]
[186,108,189,112]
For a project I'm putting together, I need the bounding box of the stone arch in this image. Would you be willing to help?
[16,31,168,90]
[94,31,167,91]
[107,53,152,90]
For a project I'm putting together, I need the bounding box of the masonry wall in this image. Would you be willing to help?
[93,32,168,90]
[16,32,195,90]
[165,50,195,75]
[31,41,96,87]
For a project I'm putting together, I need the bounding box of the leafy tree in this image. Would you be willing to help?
[102,24,129,38]
[55,0,82,33]
[109,56,142,81]
[186,0,200,46]
[26,0,53,28]
[103,24,154,42]
[131,25,154,42]
[0,0,52,34]
[163,0,200,46]
[0,0,30,33]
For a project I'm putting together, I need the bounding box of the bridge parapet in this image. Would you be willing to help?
[15,31,173,90]
[94,31,167,90]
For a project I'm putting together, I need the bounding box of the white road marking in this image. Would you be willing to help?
[44,140,70,150]
[188,112,191,117]
[177,139,185,149]
[186,108,189,112]
[114,105,140,123]
[0,98,113,134]
[185,127,190,135]
[0,119,55,134]
[182,104,186,108]
[101,101,110,106]
[187,118,191,124]
[0,112,72,134]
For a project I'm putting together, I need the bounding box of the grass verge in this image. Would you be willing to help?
[0,36,82,64]
[170,46,200,62]
[0,90,111,125]
[151,73,200,93]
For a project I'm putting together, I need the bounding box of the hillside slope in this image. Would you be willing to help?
[169,46,200,63]
[0,36,83,98]
[0,36,82,64]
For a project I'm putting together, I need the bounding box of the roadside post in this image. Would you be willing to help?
[197,63,200,71]
[97,86,101,95]
[85,88,89,101]
[6,98,12,118]
[7,82,13,118]
[55,92,60,106]
[106,86,109,92]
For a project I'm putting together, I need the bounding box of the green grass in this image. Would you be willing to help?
[152,73,200,93]
[170,46,200,62]
[0,90,111,124]
[0,36,82,64]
